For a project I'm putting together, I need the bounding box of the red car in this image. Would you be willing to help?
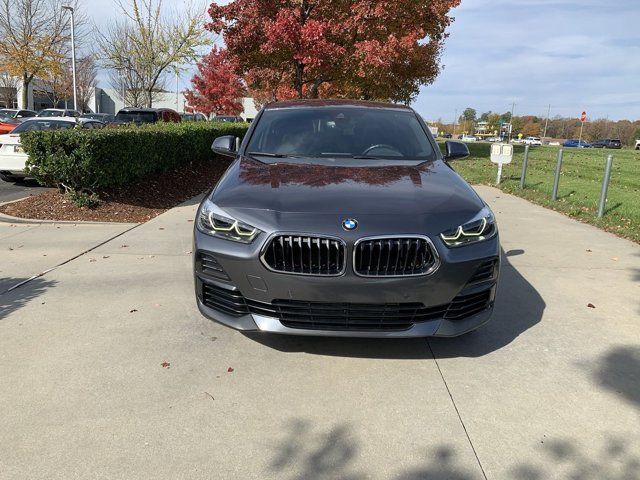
[0,108,37,134]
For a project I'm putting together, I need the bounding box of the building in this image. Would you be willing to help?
[3,72,259,120]
[89,89,259,121]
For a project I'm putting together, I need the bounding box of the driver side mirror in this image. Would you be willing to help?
[211,135,238,157]
[444,141,470,161]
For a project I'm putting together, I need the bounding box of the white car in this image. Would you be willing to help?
[36,108,81,118]
[460,135,477,142]
[0,117,104,182]
[522,136,542,146]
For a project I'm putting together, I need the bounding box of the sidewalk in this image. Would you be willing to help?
[1,187,639,479]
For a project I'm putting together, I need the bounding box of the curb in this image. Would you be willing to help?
[0,200,139,226]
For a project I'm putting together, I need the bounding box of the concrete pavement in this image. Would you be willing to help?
[1,187,639,479]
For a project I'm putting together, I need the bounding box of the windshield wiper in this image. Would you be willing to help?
[247,151,299,158]
[350,155,384,160]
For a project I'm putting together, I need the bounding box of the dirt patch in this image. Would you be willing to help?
[0,158,232,223]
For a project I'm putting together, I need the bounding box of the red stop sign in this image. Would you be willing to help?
[580,111,587,122]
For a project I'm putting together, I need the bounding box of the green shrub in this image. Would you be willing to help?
[22,122,250,192]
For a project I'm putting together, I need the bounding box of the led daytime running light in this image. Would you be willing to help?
[208,212,257,237]
[441,217,488,242]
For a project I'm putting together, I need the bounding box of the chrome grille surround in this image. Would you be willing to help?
[260,233,347,276]
[352,235,440,277]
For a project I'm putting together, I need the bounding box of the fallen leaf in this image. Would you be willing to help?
[121,245,129,248]
[227,367,234,373]
[587,303,596,309]
[586,249,592,253]
[89,258,97,263]
[611,257,618,261]
[102,256,110,259]
[159,227,165,230]
[130,309,138,313]
[161,361,170,368]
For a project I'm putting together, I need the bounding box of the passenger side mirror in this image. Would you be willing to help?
[211,135,238,157]
[444,140,470,161]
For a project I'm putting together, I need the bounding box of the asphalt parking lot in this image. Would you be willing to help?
[1,186,639,480]
[0,178,53,203]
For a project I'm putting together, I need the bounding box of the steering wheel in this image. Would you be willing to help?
[362,144,402,155]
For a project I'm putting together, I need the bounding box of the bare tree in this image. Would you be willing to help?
[98,0,210,107]
[41,61,74,108]
[0,72,19,107]
[0,0,87,109]
[76,56,97,112]
[107,64,159,108]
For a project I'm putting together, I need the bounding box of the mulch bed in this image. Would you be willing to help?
[0,158,232,223]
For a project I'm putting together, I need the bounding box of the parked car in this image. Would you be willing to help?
[210,115,243,123]
[486,136,501,143]
[563,139,592,148]
[460,135,477,142]
[0,109,38,134]
[591,138,622,149]
[81,113,116,124]
[522,136,542,146]
[180,112,208,122]
[0,117,104,182]
[0,108,37,119]
[114,107,181,125]
[37,108,81,118]
[194,99,500,338]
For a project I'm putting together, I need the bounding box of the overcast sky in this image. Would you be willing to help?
[91,0,640,121]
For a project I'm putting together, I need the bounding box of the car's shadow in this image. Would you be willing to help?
[245,249,545,359]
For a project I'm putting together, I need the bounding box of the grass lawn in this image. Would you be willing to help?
[443,142,640,244]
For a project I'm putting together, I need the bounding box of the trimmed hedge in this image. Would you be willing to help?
[22,122,250,191]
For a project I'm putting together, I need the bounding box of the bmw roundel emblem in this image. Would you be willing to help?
[342,218,358,231]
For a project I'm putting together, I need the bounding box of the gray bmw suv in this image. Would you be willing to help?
[194,99,499,337]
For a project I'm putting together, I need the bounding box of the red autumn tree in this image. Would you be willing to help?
[206,0,460,104]
[184,47,247,115]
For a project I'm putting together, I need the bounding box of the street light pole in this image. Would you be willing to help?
[62,6,77,112]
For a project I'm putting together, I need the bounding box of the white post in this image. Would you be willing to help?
[63,6,77,111]
[496,162,503,185]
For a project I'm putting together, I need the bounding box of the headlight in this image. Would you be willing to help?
[197,199,261,243]
[440,207,497,247]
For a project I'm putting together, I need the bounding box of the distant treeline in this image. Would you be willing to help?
[433,108,640,146]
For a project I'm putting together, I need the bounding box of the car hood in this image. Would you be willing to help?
[211,156,484,218]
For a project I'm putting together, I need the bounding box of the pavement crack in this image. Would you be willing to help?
[0,223,142,296]
[426,339,489,480]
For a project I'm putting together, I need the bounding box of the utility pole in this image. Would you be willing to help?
[453,109,458,137]
[62,6,77,112]
[508,102,515,142]
[542,104,551,139]
[175,68,179,111]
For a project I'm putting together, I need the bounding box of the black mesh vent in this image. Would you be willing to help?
[444,289,492,320]
[467,258,499,285]
[201,283,248,316]
[354,237,437,276]
[196,252,230,280]
[262,235,345,275]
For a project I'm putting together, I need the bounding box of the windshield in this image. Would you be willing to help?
[212,116,238,122]
[38,110,64,117]
[0,109,16,117]
[12,119,76,133]
[246,107,435,160]
[115,112,156,123]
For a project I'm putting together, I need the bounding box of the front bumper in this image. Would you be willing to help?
[193,226,500,338]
